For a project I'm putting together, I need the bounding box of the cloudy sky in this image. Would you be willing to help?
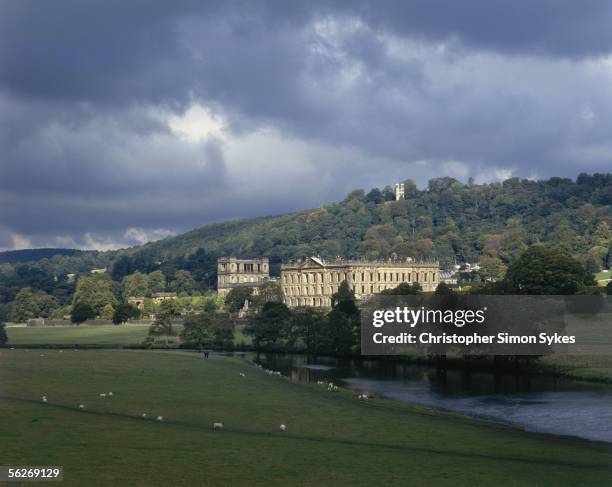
[2,1,612,251]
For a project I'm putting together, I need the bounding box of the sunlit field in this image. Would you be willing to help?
[1,350,612,486]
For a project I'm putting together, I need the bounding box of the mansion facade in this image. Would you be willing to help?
[217,257,271,297]
[281,256,440,308]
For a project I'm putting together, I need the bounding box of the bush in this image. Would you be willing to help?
[71,302,95,324]
[0,323,7,345]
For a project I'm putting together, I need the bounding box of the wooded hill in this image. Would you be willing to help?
[1,174,610,312]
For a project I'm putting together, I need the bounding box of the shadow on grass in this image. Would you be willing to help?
[3,395,612,474]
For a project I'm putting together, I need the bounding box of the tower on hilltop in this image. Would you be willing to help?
[395,182,405,200]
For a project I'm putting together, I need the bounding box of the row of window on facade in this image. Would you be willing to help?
[282,270,437,285]
[286,296,331,307]
[284,283,415,296]
[219,263,265,273]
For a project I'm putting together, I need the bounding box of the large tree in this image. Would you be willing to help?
[246,301,291,351]
[0,322,7,345]
[71,301,96,324]
[9,288,58,322]
[505,246,595,295]
[324,281,360,354]
[73,274,117,315]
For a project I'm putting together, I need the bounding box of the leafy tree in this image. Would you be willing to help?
[148,270,166,294]
[148,299,181,345]
[169,270,198,295]
[181,313,214,350]
[246,301,292,350]
[324,281,360,354]
[366,188,384,204]
[505,246,595,295]
[291,309,327,353]
[225,287,253,313]
[100,304,115,320]
[435,282,454,295]
[122,272,149,298]
[71,302,95,324]
[0,322,7,345]
[8,288,58,322]
[113,303,140,324]
[211,313,234,349]
[380,282,422,295]
[478,257,506,282]
[73,274,117,315]
[252,281,283,309]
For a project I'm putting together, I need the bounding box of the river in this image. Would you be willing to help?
[247,353,612,443]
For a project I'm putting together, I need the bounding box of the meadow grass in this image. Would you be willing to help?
[6,325,252,349]
[1,349,611,486]
[5,325,152,347]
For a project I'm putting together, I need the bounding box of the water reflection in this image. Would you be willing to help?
[249,353,612,443]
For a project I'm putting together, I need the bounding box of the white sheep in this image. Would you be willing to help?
[59,350,63,353]
[239,372,246,377]
[157,416,163,421]
[358,394,369,400]
[141,413,147,419]
[99,393,107,399]
[108,392,113,397]
[213,422,224,430]
[280,424,286,431]
[78,404,85,410]
[41,395,48,403]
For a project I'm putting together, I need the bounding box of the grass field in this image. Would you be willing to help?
[1,350,612,486]
[5,325,253,348]
[5,325,153,347]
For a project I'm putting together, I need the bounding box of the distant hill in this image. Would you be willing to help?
[2,174,611,295]
[125,173,611,273]
[0,248,83,264]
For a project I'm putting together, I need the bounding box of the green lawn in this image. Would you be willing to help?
[6,325,252,348]
[1,350,611,486]
[6,325,152,347]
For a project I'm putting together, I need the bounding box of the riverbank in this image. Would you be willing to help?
[1,349,612,486]
[6,324,612,384]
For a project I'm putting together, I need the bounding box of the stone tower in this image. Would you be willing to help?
[395,183,405,200]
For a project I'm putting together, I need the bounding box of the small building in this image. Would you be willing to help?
[128,296,146,311]
[281,256,440,308]
[217,257,270,297]
[151,292,178,304]
[440,270,457,285]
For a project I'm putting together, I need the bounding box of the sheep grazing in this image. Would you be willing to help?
[327,382,338,391]
[141,413,147,419]
[99,393,107,399]
[280,424,286,431]
[316,380,325,385]
[41,395,48,403]
[59,350,63,353]
[78,404,85,410]
[156,416,163,421]
[358,394,369,400]
[239,372,246,377]
[40,354,45,357]
[108,392,113,397]
[213,422,224,431]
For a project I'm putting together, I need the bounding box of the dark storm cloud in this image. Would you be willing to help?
[1,1,612,250]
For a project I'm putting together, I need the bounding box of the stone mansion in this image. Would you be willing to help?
[217,256,440,308]
[280,256,440,308]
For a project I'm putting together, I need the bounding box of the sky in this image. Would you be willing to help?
[1,0,612,251]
